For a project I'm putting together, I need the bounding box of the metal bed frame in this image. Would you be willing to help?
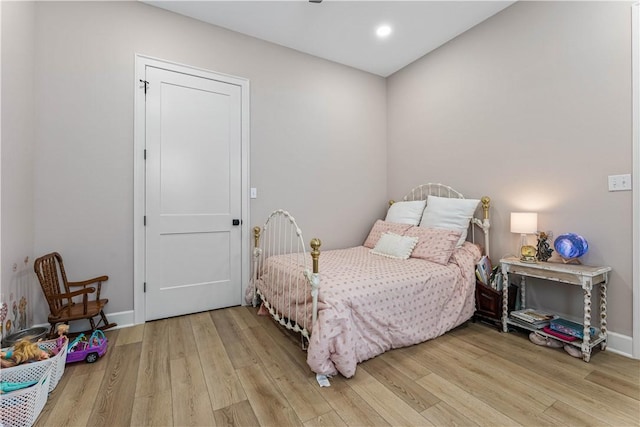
[250,183,491,347]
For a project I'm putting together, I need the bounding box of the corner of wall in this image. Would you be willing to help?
[0,0,39,341]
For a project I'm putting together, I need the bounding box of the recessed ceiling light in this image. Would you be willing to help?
[376,25,392,38]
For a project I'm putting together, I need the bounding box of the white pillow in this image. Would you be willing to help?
[370,232,419,260]
[384,200,427,225]
[419,195,480,247]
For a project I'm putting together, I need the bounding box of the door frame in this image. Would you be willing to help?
[633,2,639,359]
[133,54,250,324]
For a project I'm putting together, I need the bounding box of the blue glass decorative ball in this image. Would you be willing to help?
[554,233,589,259]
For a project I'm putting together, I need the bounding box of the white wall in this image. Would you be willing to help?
[1,1,37,337]
[387,1,633,336]
[26,1,387,323]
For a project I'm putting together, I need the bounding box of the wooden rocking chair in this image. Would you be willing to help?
[34,252,117,338]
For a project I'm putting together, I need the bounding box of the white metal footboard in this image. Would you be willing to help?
[251,210,321,342]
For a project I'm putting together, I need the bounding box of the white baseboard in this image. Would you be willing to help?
[606,330,635,359]
[33,310,136,334]
[33,310,638,360]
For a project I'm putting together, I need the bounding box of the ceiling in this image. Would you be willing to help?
[143,1,515,77]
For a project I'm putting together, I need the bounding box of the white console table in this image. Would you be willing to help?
[500,257,611,362]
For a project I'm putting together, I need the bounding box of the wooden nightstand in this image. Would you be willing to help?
[474,281,516,329]
[500,257,611,362]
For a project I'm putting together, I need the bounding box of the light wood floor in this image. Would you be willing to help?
[35,306,640,426]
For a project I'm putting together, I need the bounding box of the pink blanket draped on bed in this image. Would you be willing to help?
[252,242,481,378]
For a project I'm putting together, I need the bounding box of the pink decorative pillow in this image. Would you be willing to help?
[404,226,462,265]
[363,220,413,249]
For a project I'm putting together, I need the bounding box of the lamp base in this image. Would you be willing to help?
[520,244,537,263]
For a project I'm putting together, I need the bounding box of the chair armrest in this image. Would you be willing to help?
[67,275,109,287]
[68,276,108,300]
[54,287,96,300]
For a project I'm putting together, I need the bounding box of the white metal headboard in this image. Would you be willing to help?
[402,183,465,201]
[401,183,491,257]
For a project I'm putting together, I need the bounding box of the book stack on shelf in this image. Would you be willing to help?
[548,318,596,339]
[509,309,557,329]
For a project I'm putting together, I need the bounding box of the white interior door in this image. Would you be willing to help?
[144,66,242,321]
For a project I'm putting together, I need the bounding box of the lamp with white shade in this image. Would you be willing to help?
[511,212,538,262]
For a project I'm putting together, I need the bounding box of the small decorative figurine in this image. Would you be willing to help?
[536,231,554,262]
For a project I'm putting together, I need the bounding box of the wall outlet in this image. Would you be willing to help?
[608,174,632,191]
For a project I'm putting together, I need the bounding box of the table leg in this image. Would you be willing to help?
[501,266,509,332]
[600,280,608,351]
[582,283,592,362]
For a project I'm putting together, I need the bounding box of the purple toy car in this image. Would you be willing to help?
[66,329,108,363]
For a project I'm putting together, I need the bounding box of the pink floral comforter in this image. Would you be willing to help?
[253,242,481,378]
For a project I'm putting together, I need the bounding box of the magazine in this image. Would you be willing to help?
[475,256,492,285]
[508,316,548,330]
[510,309,557,325]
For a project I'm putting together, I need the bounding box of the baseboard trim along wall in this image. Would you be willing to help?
[32,311,635,359]
[606,330,634,359]
[33,310,135,334]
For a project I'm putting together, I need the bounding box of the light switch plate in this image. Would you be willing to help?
[250,187,257,199]
[608,174,632,191]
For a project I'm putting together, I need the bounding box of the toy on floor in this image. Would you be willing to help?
[49,324,69,355]
[0,339,50,368]
[66,329,108,364]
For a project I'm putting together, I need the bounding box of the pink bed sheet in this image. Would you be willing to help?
[252,242,481,378]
